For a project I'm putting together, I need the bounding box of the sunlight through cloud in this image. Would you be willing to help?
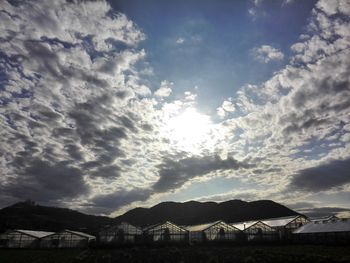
[163,108,213,154]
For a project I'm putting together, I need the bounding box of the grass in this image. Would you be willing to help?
[1,245,350,263]
[0,249,82,263]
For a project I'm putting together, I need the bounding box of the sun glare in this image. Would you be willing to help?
[165,108,212,153]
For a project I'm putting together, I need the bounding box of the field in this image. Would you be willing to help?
[1,245,350,263]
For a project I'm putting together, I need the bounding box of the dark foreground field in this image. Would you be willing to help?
[1,245,350,263]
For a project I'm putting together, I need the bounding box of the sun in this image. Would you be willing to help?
[164,107,212,153]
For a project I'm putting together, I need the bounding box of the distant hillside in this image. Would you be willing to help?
[115,200,299,227]
[0,201,113,234]
[0,200,299,233]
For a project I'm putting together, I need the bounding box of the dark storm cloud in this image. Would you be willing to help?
[22,40,61,79]
[153,155,252,192]
[87,188,151,214]
[0,0,150,213]
[52,127,76,138]
[141,123,153,132]
[291,157,350,191]
[118,115,137,132]
[86,154,254,214]
[90,164,122,178]
[281,114,331,137]
[69,97,128,165]
[4,158,89,202]
[115,90,132,100]
[23,40,109,88]
[291,78,350,110]
[279,73,350,139]
[64,144,84,161]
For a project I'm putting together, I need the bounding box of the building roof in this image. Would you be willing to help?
[262,215,302,227]
[185,220,239,232]
[310,215,339,223]
[231,221,257,231]
[293,219,350,234]
[143,221,188,232]
[63,229,96,240]
[185,221,219,232]
[15,230,55,239]
[101,222,142,233]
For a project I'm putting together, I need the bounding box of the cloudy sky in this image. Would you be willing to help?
[1,0,350,217]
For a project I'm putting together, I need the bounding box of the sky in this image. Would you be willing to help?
[0,0,350,218]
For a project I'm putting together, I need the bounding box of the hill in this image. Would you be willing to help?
[0,199,299,232]
[115,199,299,227]
[0,201,113,234]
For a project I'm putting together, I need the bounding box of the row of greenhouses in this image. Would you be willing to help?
[2,215,348,248]
[99,215,317,244]
[0,229,96,248]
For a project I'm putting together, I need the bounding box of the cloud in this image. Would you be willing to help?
[85,153,254,214]
[153,155,252,193]
[1,0,350,216]
[154,80,173,97]
[0,0,152,209]
[297,206,350,218]
[88,0,350,213]
[252,0,262,6]
[282,0,295,6]
[248,0,267,20]
[176,37,185,44]
[290,158,350,192]
[316,0,350,16]
[2,158,89,203]
[87,188,151,215]
[217,0,350,208]
[217,100,236,118]
[194,189,266,203]
[248,8,257,18]
[252,45,284,63]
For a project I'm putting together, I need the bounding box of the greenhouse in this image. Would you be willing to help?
[232,221,277,242]
[310,215,339,224]
[262,215,309,230]
[186,220,241,242]
[99,222,142,243]
[143,221,189,242]
[293,218,350,243]
[41,229,95,248]
[262,215,309,239]
[0,230,54,248]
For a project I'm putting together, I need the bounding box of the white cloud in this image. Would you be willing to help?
[248,0,267,20]
[176,37,185,44]
[252,0,262,7]
[184,91,197,101]
[0,0,158,214]
[252,45,284,63]
[1,0,350,216]
[248,8,258,18]
[316,0,350,16]
[217,100,236,118]
[216,0,350,207]
[154,80,173,97]
[217,107,226,118]
[282,0,295,6]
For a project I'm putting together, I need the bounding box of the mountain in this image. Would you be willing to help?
[0,200,299,233]
[0,201,113,234]
[114,200,299,227]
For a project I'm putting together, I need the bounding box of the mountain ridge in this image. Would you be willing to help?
[114,199,299,227]
[0,201,113,234]
[0,199,300,233]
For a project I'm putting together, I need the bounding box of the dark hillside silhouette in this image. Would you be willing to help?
[0,199,299,233]
[0,201,113,234]
[114,200,299,227]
